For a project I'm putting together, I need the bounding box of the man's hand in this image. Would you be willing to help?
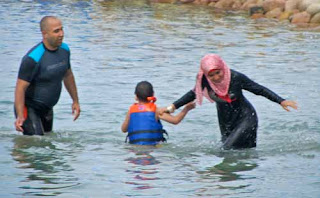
[15,117,25,132]
[72,102,81,121]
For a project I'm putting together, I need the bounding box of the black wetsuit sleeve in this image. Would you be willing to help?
[173,90,196,109]
[18,56,38,82]
[239,72,285,104]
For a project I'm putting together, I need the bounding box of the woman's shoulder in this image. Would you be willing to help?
[230,70,253,84]
[230,69,245,79]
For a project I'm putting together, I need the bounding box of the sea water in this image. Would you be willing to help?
[0,0,319,197]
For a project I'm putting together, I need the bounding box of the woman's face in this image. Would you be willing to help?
[207,69,224,83]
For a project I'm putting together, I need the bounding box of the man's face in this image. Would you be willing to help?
[43,18,64,49]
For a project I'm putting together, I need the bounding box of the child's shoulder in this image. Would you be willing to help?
[129,102,157,113]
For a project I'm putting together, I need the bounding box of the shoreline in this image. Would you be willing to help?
[153,0,320,29]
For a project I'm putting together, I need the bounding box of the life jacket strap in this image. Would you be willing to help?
[125,130,169,144]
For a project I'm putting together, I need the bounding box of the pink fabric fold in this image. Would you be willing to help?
[195,54,231,105]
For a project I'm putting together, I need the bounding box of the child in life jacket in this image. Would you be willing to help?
[121,81,195,145]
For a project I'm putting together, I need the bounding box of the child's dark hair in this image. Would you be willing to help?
[135,81,154,102]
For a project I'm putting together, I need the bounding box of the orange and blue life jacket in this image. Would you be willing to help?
[127,102,167,145]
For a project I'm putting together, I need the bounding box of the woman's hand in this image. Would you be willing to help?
[280,100,298,112]
[159,104,176,115]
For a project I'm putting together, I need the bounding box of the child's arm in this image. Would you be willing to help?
[158,102,195,125]
[121,111,130,132]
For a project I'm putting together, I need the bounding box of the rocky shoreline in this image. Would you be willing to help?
[154,0,320,27]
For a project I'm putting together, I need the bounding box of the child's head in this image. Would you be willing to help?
[135,81,154,103]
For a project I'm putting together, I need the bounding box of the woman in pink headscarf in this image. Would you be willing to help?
[165,54,297,150]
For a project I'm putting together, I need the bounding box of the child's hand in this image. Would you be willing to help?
[159,104,176,115]
[158,107,168,115]
[185,102,196,111]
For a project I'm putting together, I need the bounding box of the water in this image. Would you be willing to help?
[0,0,319,197]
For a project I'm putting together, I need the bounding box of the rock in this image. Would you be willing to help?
[310,12,320,22]
[292,9,301,14]
[199,0,210,4]
[153,0,175,3]
[215,0,235,9]
[298,0,320,11]
[263,0,286,12]
[193,0,209,4]
[278,11,293,20]
[291,11,311,23]
[249,6,264,15]
[306,3,320,16]
[241,0,259,10]
[265,7,283,18]
[232,0,243,9]
[251,13,265,19]
[180,0,195,3]
[285,0,300,12]
[294,23,311,28]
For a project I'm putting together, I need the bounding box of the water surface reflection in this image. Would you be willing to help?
[12,136,80,196]
[125,147,161,190]
[195,150,259,195]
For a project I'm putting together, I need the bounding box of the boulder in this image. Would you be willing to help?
[153,0,175,3]
[265,7,283,18]
[193,0,210,4]
[180,0,195,3]
[241,0,259,10]
[263,0,286,12]
[306,3,320,16]
[215,0,235,9]
[278,11,293,20]
[251,13,265,19]
[199,0,211,4]
[291,11,311,23]
[285,0,300,12]
[249,6,264,15]
[298,0,320,11]
[310,12,320,22]
[232,0,243,9]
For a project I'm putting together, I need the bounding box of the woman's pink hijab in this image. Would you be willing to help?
[195,54,231,105]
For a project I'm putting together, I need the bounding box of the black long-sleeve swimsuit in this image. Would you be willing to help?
[173,70,285,149]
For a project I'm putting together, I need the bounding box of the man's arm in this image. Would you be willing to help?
[14,79,30,132]
[63,69,80,121]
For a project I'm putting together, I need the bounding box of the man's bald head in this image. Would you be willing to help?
[40,16,60,32]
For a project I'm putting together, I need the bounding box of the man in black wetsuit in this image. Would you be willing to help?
[14,16,80,135]
[164,54,297,150]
